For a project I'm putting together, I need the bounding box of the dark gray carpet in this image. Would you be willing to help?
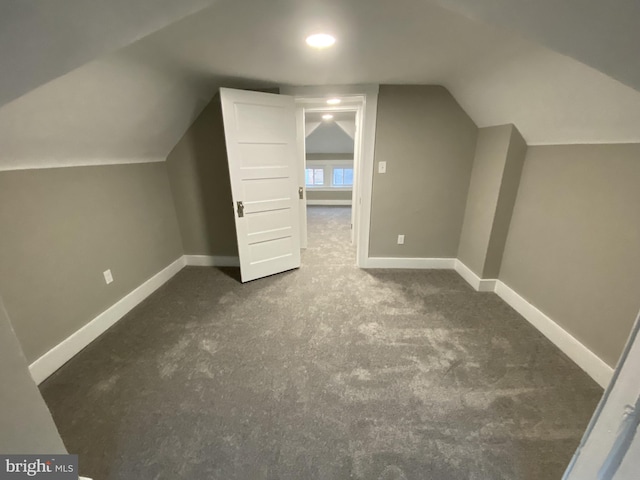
[41,206,602,479]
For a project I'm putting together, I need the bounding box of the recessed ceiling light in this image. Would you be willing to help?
[322,114,334,121]
[326,98,341,105]
[306,33,336,49]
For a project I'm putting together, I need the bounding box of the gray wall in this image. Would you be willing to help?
[458,124,527,277]
[0,296,67,453]
[166,93,239,256]
[0,162,183,363]
[307,190,353,202]
[369,85,478,258]
[499,144,640,366]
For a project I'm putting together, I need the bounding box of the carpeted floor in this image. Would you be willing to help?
[41,206,602,479]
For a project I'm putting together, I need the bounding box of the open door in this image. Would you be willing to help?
[220,88,301,283]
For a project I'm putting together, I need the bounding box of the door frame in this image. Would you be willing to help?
[280,85,379,268]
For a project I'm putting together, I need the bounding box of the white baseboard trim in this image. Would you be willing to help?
[307,199,352,206]
[362,257,456,269]
[29,257,187,385]
[494,281,613,388]
[28,250,613,393]
[184,255,240,267]
[454,260,497,292]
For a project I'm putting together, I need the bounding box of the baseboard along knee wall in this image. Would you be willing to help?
[364,257,613,388]
[453,259,612,388]
[29,255,613,390]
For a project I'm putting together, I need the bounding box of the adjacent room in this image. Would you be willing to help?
[304,106,357,265]
[1,1,640,479]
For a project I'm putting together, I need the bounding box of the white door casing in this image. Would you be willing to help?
[220,88,301,283]
[280,84,379,267]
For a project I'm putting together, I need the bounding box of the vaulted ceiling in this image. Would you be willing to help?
[1,0,639,171]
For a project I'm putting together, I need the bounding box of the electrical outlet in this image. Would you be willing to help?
[397,234,405,245]
[103,269,114,285]
[378,161,387,174]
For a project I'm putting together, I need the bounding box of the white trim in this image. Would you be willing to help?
[454,260,497,292]
[29,257,187,384]
[494,281,613,388]
[362,257,456,269]
[307,199,352,206]
[280,85,379,269]
[184,255,240,267]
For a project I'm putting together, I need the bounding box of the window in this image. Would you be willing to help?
[305,168,324,186]
[305,160,353,189]
[332,168,353,186]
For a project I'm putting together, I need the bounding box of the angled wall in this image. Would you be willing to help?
[369,85,478,258]
[458,124,527,278]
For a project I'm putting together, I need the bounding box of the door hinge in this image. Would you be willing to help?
[236,201,244,218]
[299,186,304,200]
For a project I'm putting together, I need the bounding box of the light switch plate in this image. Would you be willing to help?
[378,161,387,174]
[103,269,113,285]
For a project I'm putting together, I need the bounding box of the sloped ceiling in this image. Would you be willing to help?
[0,0,217,108]
[306,122,355,155]
[1,0,640,171]
[432,0,640,94]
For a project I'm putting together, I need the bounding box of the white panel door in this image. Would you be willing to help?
[220,88,301,283]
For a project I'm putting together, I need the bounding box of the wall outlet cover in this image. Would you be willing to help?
[103,269,114,285]
[397,234,405,245]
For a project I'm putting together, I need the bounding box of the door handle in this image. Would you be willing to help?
[237,201,244,218]
[299,187,304,200]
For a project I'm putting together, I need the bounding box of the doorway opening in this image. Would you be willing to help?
[282,86,379,268]
[303,108,357,265]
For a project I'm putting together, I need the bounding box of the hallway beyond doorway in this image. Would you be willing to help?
[303,206,355,267]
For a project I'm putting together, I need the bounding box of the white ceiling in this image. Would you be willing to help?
[1,0,640,170]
